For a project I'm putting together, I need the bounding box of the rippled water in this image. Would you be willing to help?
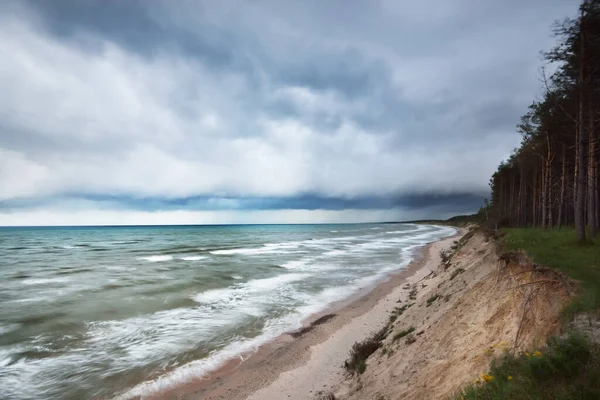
[0,223,455,399]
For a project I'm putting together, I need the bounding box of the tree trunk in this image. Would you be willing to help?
[531,173,537,228]
[546,133,553,228]
[542,159,548,229]
[588,110,597,237]
[558,143,566,229]
[575,15,587,243]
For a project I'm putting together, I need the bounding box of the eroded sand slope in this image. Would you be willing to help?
[334,229,572,400]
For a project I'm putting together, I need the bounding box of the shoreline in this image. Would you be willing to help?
[145,227,463,400]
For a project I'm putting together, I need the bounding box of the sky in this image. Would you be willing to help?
[0,0,577,226]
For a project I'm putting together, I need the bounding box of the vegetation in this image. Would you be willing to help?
[455,333,600,400]
[501,228,600,317]
[426,294,440,307]
[345,326,388,374]
[450,268,465,281]
[487,0,600,243]
[393,327,416,342]
[409,286,418,301]
[389,303,413,323]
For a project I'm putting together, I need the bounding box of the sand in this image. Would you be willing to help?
[154,229,463,400]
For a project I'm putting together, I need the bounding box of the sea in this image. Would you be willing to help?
[0,223,455,399]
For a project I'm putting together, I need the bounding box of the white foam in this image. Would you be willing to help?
[263,241,302,250]
[192,287,236,303]
[137,255,173,262]
[231,275,243,280]
[322,249,348,257]
[0,323,20,335]
[193,273,309,304]
[210,244,301,256]
[281,259,309,269]
[22,277,70,285]
[179,256,207,261]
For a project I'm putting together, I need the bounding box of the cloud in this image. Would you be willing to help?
[0,0,577,224]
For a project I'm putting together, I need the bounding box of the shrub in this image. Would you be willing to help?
[345,326,388,374]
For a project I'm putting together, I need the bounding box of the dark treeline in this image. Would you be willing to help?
[489,0,600,242]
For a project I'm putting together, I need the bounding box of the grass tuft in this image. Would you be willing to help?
[450,268,465,281]
[393,326,416,341]
[345,326,388,374]
[426,294,440,307]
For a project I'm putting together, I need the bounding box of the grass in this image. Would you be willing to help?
[450,268,465,280]
[409,287,418,301]
[426,294,440,307]
[345,326,388,374]
[389,303,414,323]
[393,326,415,341]
[501,228,600,317]
[455,333,600,400]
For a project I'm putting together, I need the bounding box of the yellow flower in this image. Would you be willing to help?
[533,351,542,357]
[525,352,530,357]
[507,376,513,381]
[481,373,494,382]
[474,379,479,384]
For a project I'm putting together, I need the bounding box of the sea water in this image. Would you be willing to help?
[0,223,455,399]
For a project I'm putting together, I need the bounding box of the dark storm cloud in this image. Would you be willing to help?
[0,193,485,215]
[0,0,578,224]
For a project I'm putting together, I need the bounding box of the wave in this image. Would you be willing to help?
[179,256,207,261]
[0,323,20,336]
[55,267,94,274]
[322,249,348,257]
[114,272,385,400]
[137,255,173,263]
[22,277,71,286]
[111,240,147,245]
[210,246,295,256]
[193,273,309,304]
[57,244,92,249]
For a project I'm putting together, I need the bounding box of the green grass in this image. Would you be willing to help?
[454,333,600,400]
[501,228,600,317]
[393,326,415,341]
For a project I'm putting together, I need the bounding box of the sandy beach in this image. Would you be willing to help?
[155,229,463,400]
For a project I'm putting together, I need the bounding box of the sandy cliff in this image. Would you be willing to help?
[333,229,573,400]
